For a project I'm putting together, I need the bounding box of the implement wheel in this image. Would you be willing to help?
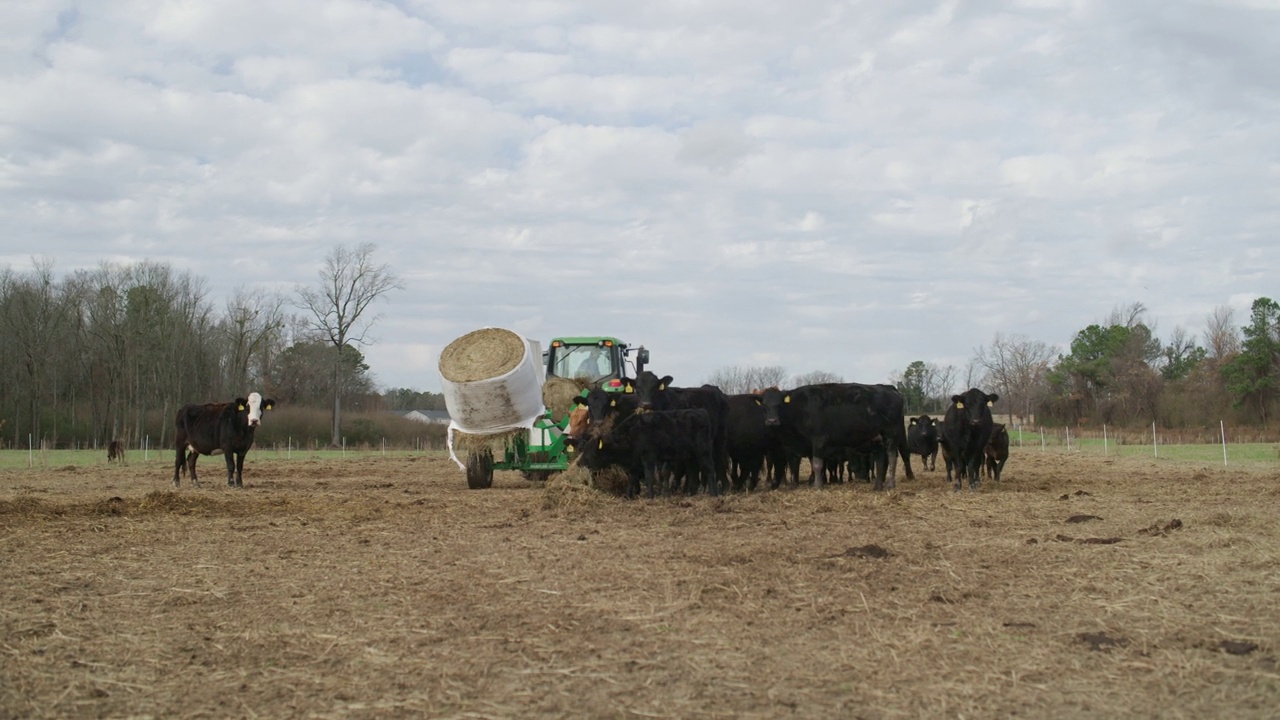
[466,450,494,489]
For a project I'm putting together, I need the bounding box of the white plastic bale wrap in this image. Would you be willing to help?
[438,328,546,469]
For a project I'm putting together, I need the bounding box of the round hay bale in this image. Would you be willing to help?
[439,328,526,383]
[542,376,591,421]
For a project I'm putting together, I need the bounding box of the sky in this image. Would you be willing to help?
[4,1,1279,394]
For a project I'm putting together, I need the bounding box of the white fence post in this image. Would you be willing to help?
[1221,420,1228,466]
[1152,421,1158,458]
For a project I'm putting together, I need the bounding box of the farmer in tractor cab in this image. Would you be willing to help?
[577,347,606,380]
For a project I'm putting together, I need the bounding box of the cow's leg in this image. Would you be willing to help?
[225,451,237,487]
[187,451,201,488]
[968,456,981,491]
[173,445,185,487]
[811,450,826,489]
[882,442,896,491]
[235,451,246,488]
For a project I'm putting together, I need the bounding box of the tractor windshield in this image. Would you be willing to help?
[548,344,617,382]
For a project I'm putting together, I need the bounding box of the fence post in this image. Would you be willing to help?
[1040,427,1045,452]
[1103,424,1108,455]
[342,437,346,458]
[1065,426,1071,452]
[29,433,33,468]
[1152,421,1158,458]
[1220,420,1228,466]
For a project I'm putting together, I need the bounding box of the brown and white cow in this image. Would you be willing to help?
[173,392,275,488]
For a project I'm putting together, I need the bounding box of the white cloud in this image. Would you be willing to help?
[4,0,1279,392]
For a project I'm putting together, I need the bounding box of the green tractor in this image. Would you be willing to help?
[464,336,648,489]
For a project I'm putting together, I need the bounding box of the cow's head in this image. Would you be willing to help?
[950,388,998,428]
[633,371,673,412]
[242,392,274,427]
[758,387,790,427]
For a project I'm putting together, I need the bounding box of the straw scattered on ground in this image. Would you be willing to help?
[2,451,1278,719]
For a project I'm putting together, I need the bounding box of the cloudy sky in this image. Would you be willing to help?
[5,1,1278,393]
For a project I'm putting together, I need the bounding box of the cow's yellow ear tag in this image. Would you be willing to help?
[658,383,665,391]
[238,404,245,411]
[610,399,616,407]
[986,400,993,407]
[597,440,603,449]
[783,395,791,404]
[956,402,965,409]
[625,384,633,393]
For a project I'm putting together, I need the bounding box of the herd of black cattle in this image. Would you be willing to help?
[159,373,1012,498]
[566,371,1011,499]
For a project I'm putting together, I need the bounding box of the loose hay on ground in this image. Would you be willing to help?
[2,452,1278,719]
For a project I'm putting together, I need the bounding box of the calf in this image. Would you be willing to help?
[107,439,125,463]
[906,415,939,471]
[578,409,715,499]
[984,423,1010,482]
[173,392,275,488]
[939,388,999,491]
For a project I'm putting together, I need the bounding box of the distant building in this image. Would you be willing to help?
[395,409,451,425]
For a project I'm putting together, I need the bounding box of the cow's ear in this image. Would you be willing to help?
[659,375,673,390]
[986,400,993,407]
[988,393,1000,403]
[956,401,965,409]
[235,397,248,411]
[572,396,586,406]
[951,394,962,403]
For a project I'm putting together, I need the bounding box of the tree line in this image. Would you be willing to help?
[0,248,446,450]
[708,300,1280,430]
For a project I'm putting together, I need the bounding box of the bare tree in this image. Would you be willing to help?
[296,243,402,446]
[975,333,1056,424]
[792,370,842,386]
[1205,305,1241,360]
[219,287,286,396]
[706,365,788,394]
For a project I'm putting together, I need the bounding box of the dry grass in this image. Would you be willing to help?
[2,451,1278,718]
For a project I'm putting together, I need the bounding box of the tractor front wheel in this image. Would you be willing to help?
[465,450,494,489]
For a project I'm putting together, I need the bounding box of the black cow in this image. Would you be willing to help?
[633,372,729,495]
[906,415,939,471]
[758,383,915,491]
[984,423,1010,482]
[578,409,715,499]
[107,439,125,463]
[726,394,781,492]
[938,388,999,491]
[173,392,275,488]
[568,384,638,446]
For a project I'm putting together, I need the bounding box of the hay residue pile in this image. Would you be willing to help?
[439,328,526,383]
[542,463,631,509]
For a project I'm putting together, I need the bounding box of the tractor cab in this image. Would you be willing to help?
[544,336,648,391]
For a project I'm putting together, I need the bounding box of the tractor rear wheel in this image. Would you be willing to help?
[465,450,493,489]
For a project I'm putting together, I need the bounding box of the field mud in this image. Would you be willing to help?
[2,451,1279,718]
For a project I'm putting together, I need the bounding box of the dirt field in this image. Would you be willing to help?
[2,450,1278,719]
